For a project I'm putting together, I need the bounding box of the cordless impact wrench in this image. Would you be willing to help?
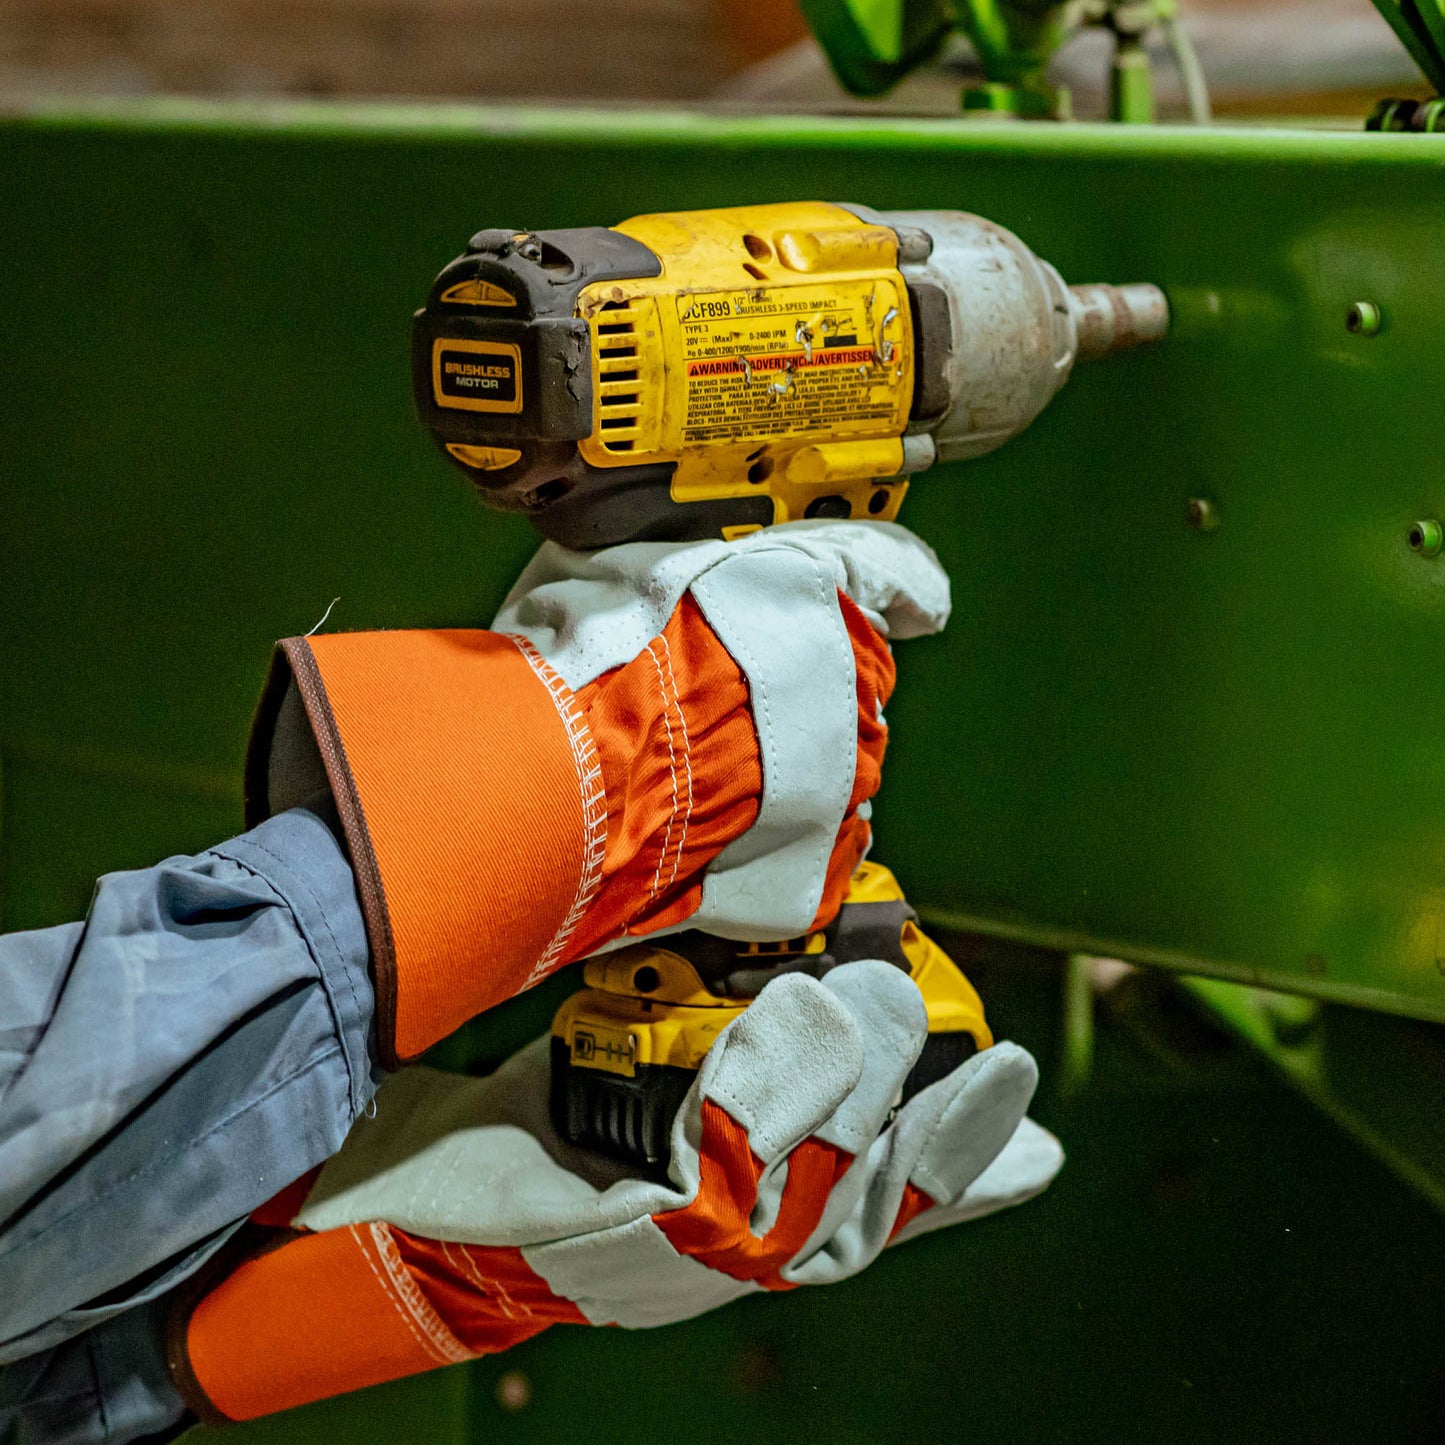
[411,201,1167,1168]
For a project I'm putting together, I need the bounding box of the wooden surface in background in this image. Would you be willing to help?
[0,0,1424,110]
[0,0,806,99]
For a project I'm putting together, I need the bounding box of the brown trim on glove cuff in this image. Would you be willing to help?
[165,1228,306,1428]
[245,638,401,1068]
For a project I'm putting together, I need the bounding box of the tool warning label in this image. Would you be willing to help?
[676,280,907,445]
[432,338,523,414]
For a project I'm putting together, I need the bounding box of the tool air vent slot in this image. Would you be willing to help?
[596,299,639,358]
[586,293,656,450]
[594,298,648,454]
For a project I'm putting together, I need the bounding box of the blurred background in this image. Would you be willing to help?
[0,0,1429,120]
[5,2,1445,1440]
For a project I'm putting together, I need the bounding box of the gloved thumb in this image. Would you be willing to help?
[892,1041,1040,1207]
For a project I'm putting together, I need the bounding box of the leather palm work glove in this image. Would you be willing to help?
[249,521,949,1066]
[167,962,1062,1423]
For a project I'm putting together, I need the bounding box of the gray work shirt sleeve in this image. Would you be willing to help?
[0,802,378,1390]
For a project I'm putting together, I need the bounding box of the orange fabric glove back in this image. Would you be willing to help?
[247,521,950,1065]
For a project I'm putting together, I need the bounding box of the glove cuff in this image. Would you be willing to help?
[168,1225,469,1424]
[247,631,605,1066]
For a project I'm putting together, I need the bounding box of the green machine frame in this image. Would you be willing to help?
[4,102,1445,1439]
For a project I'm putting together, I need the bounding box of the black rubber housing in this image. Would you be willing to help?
[413,225,775,548]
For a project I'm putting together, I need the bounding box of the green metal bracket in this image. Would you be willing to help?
[794,0,955,96]
[1182,975,1445,1212]
[1369,0,1445,94]
[952,0,1077,119]
[799,0,1203,122]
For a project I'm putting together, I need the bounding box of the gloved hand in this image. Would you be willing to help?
[247,520,949,1065]
[168,963,1061,1423]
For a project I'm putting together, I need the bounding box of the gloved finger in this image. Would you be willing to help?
[778,1041,1039,1287]
[491,537,724,689]
[735,519,951,640]
[888,1116,1063,1245]
[680,971,865,1173]
[738,959,925,1248]
[292,1051,680,1246]
[651,973,865,1281]
[493,520,949,694]
[892,1040,1040,1206]
[811,960,928,1155]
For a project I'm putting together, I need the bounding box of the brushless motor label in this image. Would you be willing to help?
[676,280,907,445]
[432,338,523,414]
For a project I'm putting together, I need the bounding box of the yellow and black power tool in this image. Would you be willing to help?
[411,200,1167,549]
[413,203,1166,1167]
[548,863,991,1170]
